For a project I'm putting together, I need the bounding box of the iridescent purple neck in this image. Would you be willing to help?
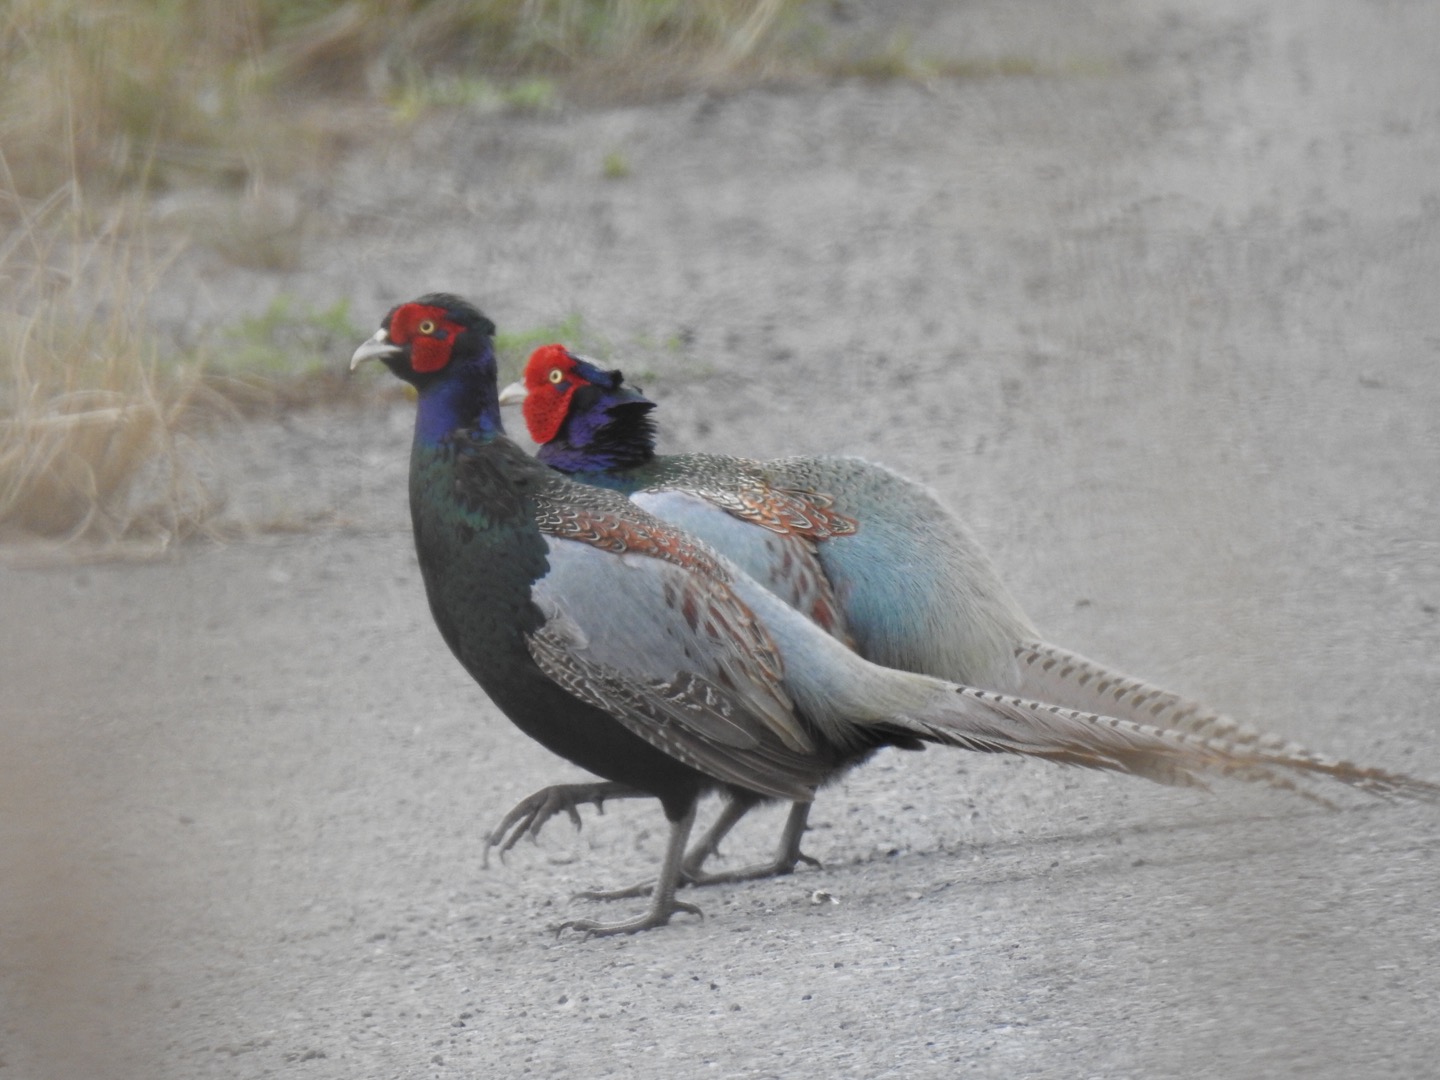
[535,383,656,473]
[413,343,505,448]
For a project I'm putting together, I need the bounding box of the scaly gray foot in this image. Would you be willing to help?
[578,800,819,899]
[683,799,817,885]
[556,897,704,938]
[483,781,642,866]
[556,806,700,937]
[685,849,821,887]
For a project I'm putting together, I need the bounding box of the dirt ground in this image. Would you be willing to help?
[4,1,1440,1077]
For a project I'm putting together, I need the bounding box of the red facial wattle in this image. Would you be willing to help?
[523,344,587,444]
[388,303,462,373]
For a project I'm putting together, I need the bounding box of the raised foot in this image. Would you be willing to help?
[556,898,704,939]
[483,781,640,866]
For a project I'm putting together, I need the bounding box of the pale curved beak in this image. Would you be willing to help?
[350,329,401,370]
[497,380,528,407]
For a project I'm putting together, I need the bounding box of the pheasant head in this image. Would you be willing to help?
[351,293,502,443]
[500,343,656,472]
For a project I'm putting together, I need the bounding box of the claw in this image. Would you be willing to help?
[482,781,642,868]
[555,899,704,939]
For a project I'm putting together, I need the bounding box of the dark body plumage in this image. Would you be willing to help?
[353,296,883,931]
[509,346,1036,691]
[365,302,831,812]
[355,299,1439,936]
[496,343,1440,885]
[411,441,713,819]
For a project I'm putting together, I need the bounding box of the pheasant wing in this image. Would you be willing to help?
[526,534,827,801]
[631,490,852,644]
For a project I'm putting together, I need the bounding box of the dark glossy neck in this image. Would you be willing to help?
[536,399,656,473]
[413,360,504,448]
[536,438,652,474]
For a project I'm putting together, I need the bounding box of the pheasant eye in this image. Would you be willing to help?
[418,320,436,335]
[548,368,565,384]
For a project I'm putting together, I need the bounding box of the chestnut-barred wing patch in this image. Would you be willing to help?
[631,489,854,647]
[533,500,730,578]
[751,529,850,643]
[683,480,859,539]
[641,454,859,538]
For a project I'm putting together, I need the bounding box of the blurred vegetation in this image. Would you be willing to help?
[214,296,364,377]
[0,0,1033,544]
[0,189,224,545]
[495,312,590,375]
[0,0,824,542]
[0,0,817,201]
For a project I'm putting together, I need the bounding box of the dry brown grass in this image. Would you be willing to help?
[0,0,814,203]
[5,1,266,199]
[0,179,224,547]
[3,1,1007,547]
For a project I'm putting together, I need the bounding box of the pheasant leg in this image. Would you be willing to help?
[557,805,703,937]
[576,797,818,901]
[683,800,820,886]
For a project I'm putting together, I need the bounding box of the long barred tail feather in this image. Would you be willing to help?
[887,680,1440,806]
[1012,639,1260,742]
[1007,639,1440,804]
